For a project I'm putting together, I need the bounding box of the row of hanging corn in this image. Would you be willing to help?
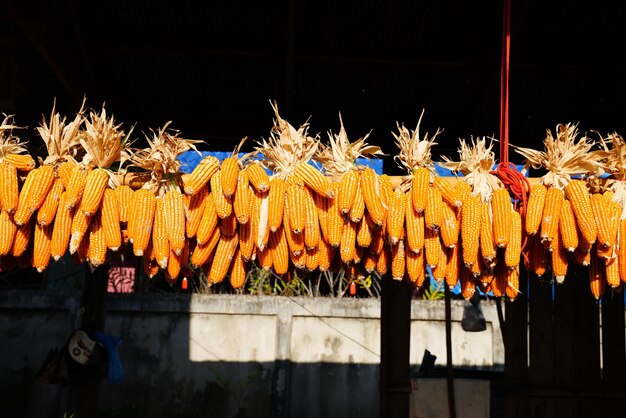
[0,102,622,301]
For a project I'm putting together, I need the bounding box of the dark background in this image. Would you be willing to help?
[2,0,625,175]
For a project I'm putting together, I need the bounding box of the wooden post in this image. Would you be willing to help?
[380,278,412,418]
[67,265,109,418]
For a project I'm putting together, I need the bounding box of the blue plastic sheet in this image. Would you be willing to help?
[93,331,125,384]
[177,151,384,174]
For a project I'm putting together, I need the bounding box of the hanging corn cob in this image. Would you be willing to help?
[0,114,35,215]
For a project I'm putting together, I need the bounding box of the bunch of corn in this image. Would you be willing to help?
[389,113,448,288]
[0,114,37,270]
[315,113,385,281]
[127,122,201,284]
[441,137,522,301]
[514,124,607,297]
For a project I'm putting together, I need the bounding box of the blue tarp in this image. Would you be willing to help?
[177,151,384,175]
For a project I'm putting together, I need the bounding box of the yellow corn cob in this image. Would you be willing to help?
[169,239,190,281]
[433,177,457,208]
[152,197,169,269]
[577,229,593,254]
[469,250,484,278]
[406,246,425,286]
[387,191,407,245]
[79,168,109,217]
[356,215,373,248]
[4,153,35,171]
[326,184,344,247]
[14,165,56,225]
[64,165,91,210]
[529,234,548,276]
[504,211,522,268]
[87,210,107,268]
[233,171,251,224]
[558,200,578,252]
[564,179,597,245]
[57,161,75,189]
[454,181,472,207]
[425,186,443,230]
[11,218,34,258]
[220,212,238,237]
[338,170,359,214]
[130,189,156,257]
[294,162,333,198]
[117,185,133,223]
[163,189,186,255]
[440,203,459,249]
[184,155,219,195]
[445,245,460,289]
[286,176,305,234]
[50,193,72,260]
[525,184,547,235]
[607,201,622,248]
[362,251,378,274]
[186,187,207,238]
[0,163,18,214]
[269,225,289,275]
[190,227,221,268]
[376,245,390,276]
[257,242,272,270]
[33,223,53,273]
[405,200,425,253]
[305,246,320,271]
[424,227,441,268]
[220,156,240,198]
[540,187,564,244]
[431,243,448,281]
[589,250,605,300]
[303,187,320,250]
[411,167,431,213]
[591,193,619,249]
[267,177,286,232]
[283,196,304,257]
[360,167,386,226]
[229,249,247,289]
[349,181,365,223]
[101,188,121,251]
[354,246,364,265]
[196,192,218,246]
[551,230,569,283]
[340,219,357,264]
[492,188,512,248]
[391,239,406,280]
[72,231,89,265]
[210,171,233,219]
[378,175,394,210]
[37,177,64,227]
[238,217,255,262]
[0,210,16,256]
[461,195,481,267]
[69,207,91,255]
[245,162,270,193]
[605,256,620,288]
[208,233,239,283]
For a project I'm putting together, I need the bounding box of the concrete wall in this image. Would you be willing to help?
[0,290,504,418]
